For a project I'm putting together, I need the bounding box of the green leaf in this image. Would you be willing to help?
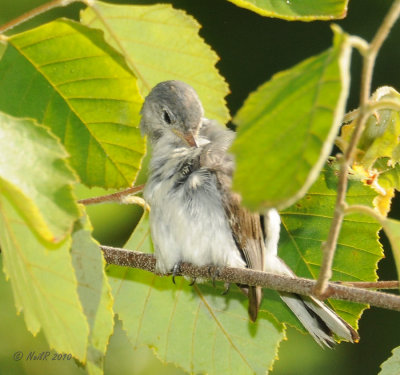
[379,346,400,375]
[71,215,114,375]
[108,212,284,375]
[0,194,89,361]
[231,26,351,210]
[226,0,348,21]
[80,2,230,124]
[0,19,145,189]
[381,218,400,283]
[278,164,382,330]
[0,112,79,242]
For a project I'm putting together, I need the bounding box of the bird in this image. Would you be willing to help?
[140,80,359,347]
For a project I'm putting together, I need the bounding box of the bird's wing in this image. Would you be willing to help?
[222,191,264,321]
[199,120,264,321]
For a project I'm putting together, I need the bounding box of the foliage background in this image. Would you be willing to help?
[0,0,399,374]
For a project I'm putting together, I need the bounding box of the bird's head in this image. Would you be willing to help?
[140,80,204,147]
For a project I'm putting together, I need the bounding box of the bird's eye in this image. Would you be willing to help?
[162,109,173,125]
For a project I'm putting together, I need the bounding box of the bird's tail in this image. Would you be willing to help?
[247,285,263,322]
[263,209,359,347]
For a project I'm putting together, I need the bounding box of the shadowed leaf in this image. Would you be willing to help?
[71,215,114,375]
[226,0,348,21]
[232,26,351,211]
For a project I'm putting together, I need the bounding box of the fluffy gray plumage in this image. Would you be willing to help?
[140,80,359,346]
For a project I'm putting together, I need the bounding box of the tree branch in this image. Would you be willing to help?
[78,185,144,206]
[314,0,400,297]
[0,0,83,34]
[101,246,400,312]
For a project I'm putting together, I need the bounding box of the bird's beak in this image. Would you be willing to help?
[172,129,198,148]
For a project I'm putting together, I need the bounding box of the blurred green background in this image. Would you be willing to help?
[1,0,399,374]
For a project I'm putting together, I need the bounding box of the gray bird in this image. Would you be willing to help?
[140,80,359,346]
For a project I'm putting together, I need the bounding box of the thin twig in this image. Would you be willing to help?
[0,0,83,34]
[78,185,144,206]
[335,280,400,289]
[100,246,400,311]
[314,0,400,297]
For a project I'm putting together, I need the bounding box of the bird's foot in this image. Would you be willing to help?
[221,282,231,295]
[188,278,196,286]
[207,265,221,288]
[172,262,182,285]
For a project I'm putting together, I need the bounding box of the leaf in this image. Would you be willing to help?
[80,2,230,124]
[381,218,400,283]
[0,19,145,189]
[336,87,400,212]
[71,215,114,375]
[0,194,89,361]
[278,163,383,330]
[379,346,400,375]
[231,25,351,211]
[0,112,79,242]
[107,212,284,375]
[226,0,348,21]
[379,163,400,191]
[337,87,400,169]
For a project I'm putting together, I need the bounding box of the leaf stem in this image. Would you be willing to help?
[314,0,400,297]
[0,0,83,34]
[101,246,400,311]
[345,204,385,223]
[78,185,144,206]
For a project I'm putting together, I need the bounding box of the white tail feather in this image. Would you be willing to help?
[263,209,358,347]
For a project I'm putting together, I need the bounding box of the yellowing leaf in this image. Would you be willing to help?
[0,19,145,189]
[107,212,284,375]
[337,87,400,210]
[80,2,230,124]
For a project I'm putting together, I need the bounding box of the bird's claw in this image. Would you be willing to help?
[188,278,196,286]
[172,262,182,285]
[221,282,231,295]
[208,265,220,288]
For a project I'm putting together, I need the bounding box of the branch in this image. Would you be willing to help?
[0,0,83,34]
[101,246,400,312]
[314,0,400,297]
[78,185,144,206]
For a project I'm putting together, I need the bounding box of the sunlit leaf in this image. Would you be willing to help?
[0,19,145,188]
[0,112,79,242]
[379,346,400,375]
[226,0,348,21]
[81,1,230,124]
[379,163,400,191]
[71,215,114,375]
[0,195,88,361]
[337,87,400,169]
[107,212,284,375]
[232,25,351,210]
